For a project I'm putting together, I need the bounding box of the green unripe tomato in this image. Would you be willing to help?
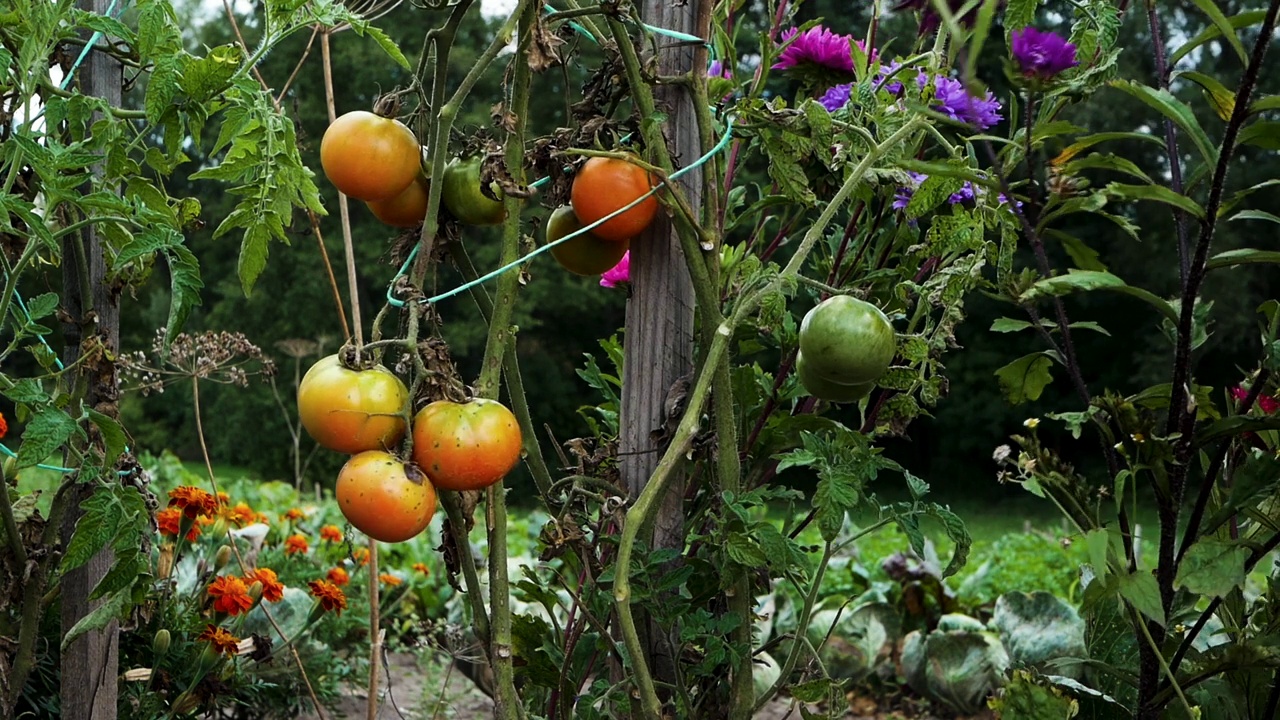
[796,351,875,403]
[441,157,507,226]
[545,206,629,276]
[798,295,896,386]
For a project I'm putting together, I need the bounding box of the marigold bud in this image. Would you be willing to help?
[152,629,171,658]
[210,516,230,538]
[214,545,232,571]
[1,456,16,481]
[247,580,264,603]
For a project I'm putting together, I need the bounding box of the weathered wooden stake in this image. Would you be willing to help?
[620,0,705,691]
[60,0,122,717]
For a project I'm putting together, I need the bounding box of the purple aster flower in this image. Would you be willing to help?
[948,182,977,205]
[893,172,929,210]
[708,60,732,79]
[1011,28,1078,80]
[600,251,630,289]
[874,59,905,96]
[772,26,855,74]
[818,84,853,112]
[926,74,1003,131]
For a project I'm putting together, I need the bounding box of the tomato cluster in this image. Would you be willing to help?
[541,156,657,276]
[297,354,523,542]
[321,110,514,230]
[796,296,897,403]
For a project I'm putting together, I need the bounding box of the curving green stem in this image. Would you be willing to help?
[610,117,926,718]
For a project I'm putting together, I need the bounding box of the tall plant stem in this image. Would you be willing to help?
[612,119,924,718]
[191,379,327,719]
[321,30,364,356]
[1143,0,1190,288]
[472,3,535,717]
[367,540,381,720]
[1146,6,1280,715]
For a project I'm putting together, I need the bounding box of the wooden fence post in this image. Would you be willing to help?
[60,0,123,716]
[620,0,708,692]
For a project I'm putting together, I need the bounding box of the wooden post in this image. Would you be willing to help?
[620,0,704,691]
[60,1,122,717]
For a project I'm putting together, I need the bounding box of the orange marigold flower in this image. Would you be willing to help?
[198,624,241,656]
[319,525,343,543]
[327,566,350,586]
[283,534,309,555]
[226,502,257,527]
[216,491,230,505]
[168,486,217,519]
[352,547,370,566]
[255,512,270,524]
[207,575,254,616]
[282,508,304,521]
[412,562,429,575]
[379,573,402,586]
[308,580,348,614]
[0,411,8,440]
[248,567,285,603]
[196,514,216,527]
[156,507,199,542]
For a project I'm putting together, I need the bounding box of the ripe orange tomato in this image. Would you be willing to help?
[367,176,430,228]
[570,156,659,242]
[545,205,630,276]
[411,399,522,492]
[297,355,409,454]
[336,451,437,543]
[320,111,421,202]
[441,157,507,226]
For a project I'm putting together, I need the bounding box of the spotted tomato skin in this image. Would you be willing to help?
[411,399,522,492]
[336,451,436,543]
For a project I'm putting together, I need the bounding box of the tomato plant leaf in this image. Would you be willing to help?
[181,44,242,104]
[995,352,1054,405]
[18,407,82,470]
[60,588,132,652]
[87,409,128,466]
[1175,539,1248,598]
[61,490,120,573]
[725,532,768,568]
[3,378,47,405]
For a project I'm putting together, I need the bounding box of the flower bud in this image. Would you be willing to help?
[1,456,17,481]
[214,545,232,571]
[247,581,264,603]
[152,629,171,658]
[210,516,230,539]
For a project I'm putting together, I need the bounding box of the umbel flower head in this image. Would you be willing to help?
[1011,27,1079,79]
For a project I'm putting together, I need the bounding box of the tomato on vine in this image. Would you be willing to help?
[297,354,410,454]
[411,399,522,491]
[335,451,437,543]
[441,157,507,226]
[796,351,874,403]
[545,205,629,276]
[570,155,659,242]
[320,110,422,202]
[798,296,897,386]
[367,176,430,228]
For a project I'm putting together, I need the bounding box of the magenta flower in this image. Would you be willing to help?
[708,60,731,79]
[772,26,856,75]
[818,84,853,112]
[924,74,1003,131]
[600,251,630,289]
[1011,28,1079,79]
[1232,385,1280,414]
